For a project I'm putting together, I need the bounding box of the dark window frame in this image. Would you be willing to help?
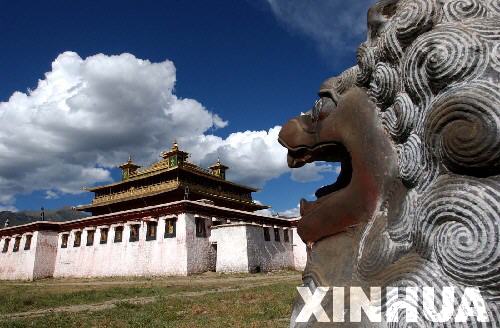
[114,226,124,243]
[24,235,32,250]
[284,229,290,243]
[274,228,280,242]
[73,231,82,247]
[129,224,140,242]
[100,228,109,244]
[164,218,177,238]
[146,221,158,241]
[13,237,21,252]
[86,230,95,246]
[195,217,207,238]
[61,234,69,248]
[263,227,270,241]
[2,238,10,253]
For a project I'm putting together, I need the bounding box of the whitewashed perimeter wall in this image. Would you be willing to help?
[53,214,190,278]
[33,231,59,279]
[211,224,250,273]
[246,225,294,272]
[0,231,58,280]
[185,214,213,274]
[291,228,306,271]
[0,233,36,280]
[211,223,295,273]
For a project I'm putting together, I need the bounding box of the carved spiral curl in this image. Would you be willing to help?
[357,214,401,280]
[394,0,436,47]
[425,81,500,177]
[367,254,459,327]
[492,43,500,73]
[403,24,488,107]
[443,0,489,22]
[377,24,404,63]
[387,191,417,243]
[382,257,499,327]
[489,0,500,14]
[383,92,418,142]
[468,17,500,41]
[370,62,400,109]
[334,66,359,95]
[414,175,500,291]
[397,134,424,187]
[356,43,377,86]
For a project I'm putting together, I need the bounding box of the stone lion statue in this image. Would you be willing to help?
[279,0,499,326]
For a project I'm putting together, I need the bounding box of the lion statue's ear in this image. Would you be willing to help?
[318,66,359,104]
[367,0,400,44]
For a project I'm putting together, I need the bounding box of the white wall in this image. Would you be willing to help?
[0,234,35,280]
[33,231,59,279]
[0,216,305,280]
[185,214,213,274]
[211,223,295,273]
[211,224,250,273]
[292,228,307,271]
[53,214,190,278]
[246,225,294,272]
[0,231,59,280]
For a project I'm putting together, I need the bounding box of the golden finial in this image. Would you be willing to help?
[172,139,179,151]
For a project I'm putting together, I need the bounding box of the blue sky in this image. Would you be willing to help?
[0,0,372,214]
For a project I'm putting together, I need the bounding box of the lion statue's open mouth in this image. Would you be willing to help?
[279,85,405,244]
[280,0,500,326]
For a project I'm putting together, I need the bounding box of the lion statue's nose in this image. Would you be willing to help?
[278,115,317,151]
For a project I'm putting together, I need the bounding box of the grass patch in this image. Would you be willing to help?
[0,272,300,328]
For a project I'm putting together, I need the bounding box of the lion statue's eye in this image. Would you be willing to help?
[311,98,323,122]
[311,97,336,123]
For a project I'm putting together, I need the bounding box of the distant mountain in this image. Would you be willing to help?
[0,207,89,228]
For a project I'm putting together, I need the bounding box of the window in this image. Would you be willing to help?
[164,218,176,238]
[146,221,157,241]
[100,228,109,244]
[263,227,270,241]
[114,226,123,243]
[13,237,21,252]
[61,234,69,248]
[74,231,82,247]
[24,235,32,250]
[2,238,10,253]
[195,217,207,237]
[284,229,290,243]
[86,230,95,246]
[129,224,140,242]
[274,228,280,242]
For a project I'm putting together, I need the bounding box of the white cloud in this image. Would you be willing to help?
[0,52,229,209]
[0,51,340,210]
[255,203,300,219]
[0,205,17,212]
[187,127,289,188]
[280,204,300,218]
[255,208,273,217]
[44,190,59,200]
[291,162,339,183]
[265,0,373,62]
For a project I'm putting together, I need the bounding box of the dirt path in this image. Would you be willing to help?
[1,272,299,287]
[1,276,299,321]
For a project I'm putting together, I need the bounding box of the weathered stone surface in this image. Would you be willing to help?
[280,0,500,326]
